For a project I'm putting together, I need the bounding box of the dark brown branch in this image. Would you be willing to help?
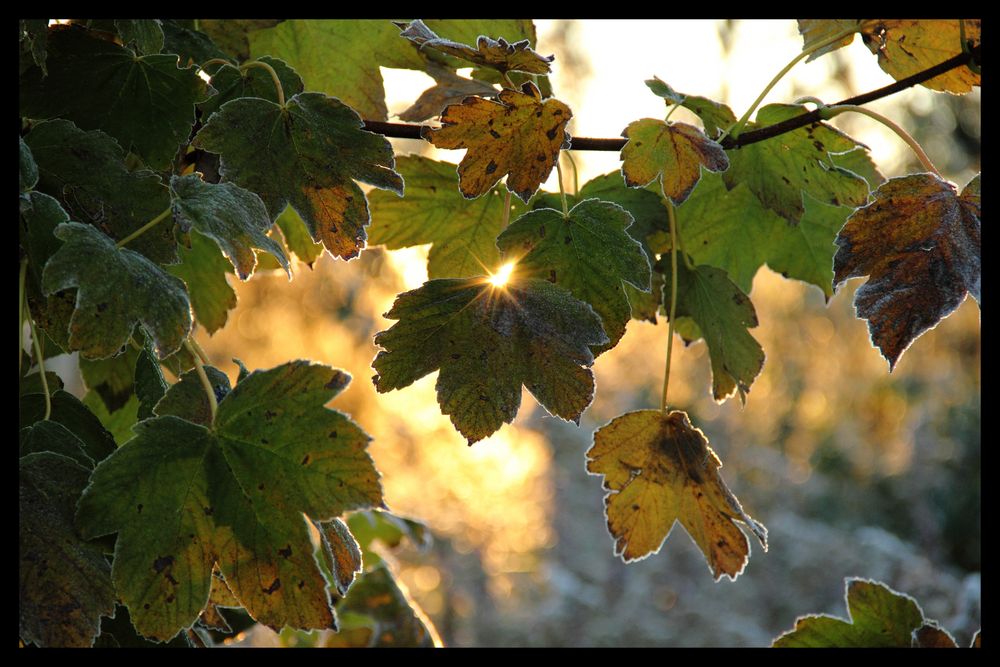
[363,44,980,152]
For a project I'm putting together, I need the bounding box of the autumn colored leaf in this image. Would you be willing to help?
[861,20,981,94]
[496,199,651,351]
[723,103,874,223]
[372,275,608,443]
[422,82,572,203]
[19,24,209,170]
[76,361,383,642]
[192,91,404,260]
[169,174,290,280]
[773,578,926,647]
[41,222,193,360]
[662,261,765,403]
[912,624,959,648]
[644,77,737,139]
[834,173,980,370]
[20,452,115,648]
[368,155,527,279]
[396,19,553,75]
[796,20,863,62]
[319,518,364,597]
[198,569,242,633]
[276,206,324,267]
[621,119,729,205]
[586,410,766,578]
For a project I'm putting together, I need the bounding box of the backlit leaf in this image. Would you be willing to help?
[169,174,290,280]
[368,155,527,279]
[586,409,766,578]
[724,103,873,223]
[167,232,238,335]
[497,199,650,351]
[773,578,925,647]
[396,19,553,74]
[193,92,403,260]
[833,173,980,370]
[861,20,981,93]
[199,19,282,62]
[644,77,737,139]
[79,346,140,413]
[320,518,364,597]
[422,83,572,203]
[41,222,193,360]
[19,25,209,169]
[662,262,765,403]
[276,206,325,267]
[77,361,383,642]
[796,20,862,62]
[373,275,608,443]
[333,564,439,647]
[20,452,115,648]
[621,119,728,205]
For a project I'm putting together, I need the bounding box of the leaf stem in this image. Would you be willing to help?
[19,258,28,375]
[500,72,517,90]
[661,200,680,414]
[241,60,285,107]
[564,151,580,195]
[187,335,212,366]
[185,339,217,425]
[555,159,570,218]
[115,206,173,249]
[822,104,942,177]
[721,23,864,141]
[197,57,235,75]
[26,305,51,420]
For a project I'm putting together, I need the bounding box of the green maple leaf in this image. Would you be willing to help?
[773,578,926,647]
[662,262,764,403]
[368,155,527,279]
[20,452,116,648]
[76,361,383,642]
[19,24,209,170]
[275,206,325,267]
[41,222,193,360]
[497,199,650,352]
[166,231,239,335]
[24,119,176,264]
[169,174,290,280]
[373,276,608,443]
[192,92,403,261]
[724,103,874,223]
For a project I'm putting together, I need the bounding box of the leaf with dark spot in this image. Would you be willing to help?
[586,410,766,578]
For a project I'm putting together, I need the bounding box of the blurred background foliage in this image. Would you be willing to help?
[50,19,980,647]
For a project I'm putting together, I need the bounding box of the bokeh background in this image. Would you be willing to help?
[52,19,981,647]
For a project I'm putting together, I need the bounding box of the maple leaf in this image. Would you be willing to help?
[586,409,766,578]
[773,578,926,647]
[861,20,981,94]
[19,24,209,170]
[496,199,651,351]
[662,261,765,403]
[396,19,553,75]
[421,82,572,203]
[621,119,729,205]
[41,222,193,360]
[723,103,874,224]
[833,173,980,370]
[368,155,527,279]
[644,77,737,139]
[192,91,404,260]
[76,361,383,642]
[372,275,608,443]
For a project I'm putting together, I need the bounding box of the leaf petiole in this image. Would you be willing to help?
[564,151,580,195]
[185,338,217,425]
[555,158,570,218]
[19,258,28,375]
[661,199,679,414]
[240,60,285,107]
[26,304,51,420]
[821,104,942,177]
[115,206,173,249]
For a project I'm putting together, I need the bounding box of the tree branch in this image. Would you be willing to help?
[363,44,980,152]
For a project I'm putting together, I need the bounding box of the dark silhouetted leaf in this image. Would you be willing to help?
[198,56,304,120]
[115,19,164,55]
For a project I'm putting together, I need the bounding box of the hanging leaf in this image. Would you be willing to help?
[373,275,608,443]
[396,19,553,75]
[275,206,325,267]
[773,578,926,647]
[20,452,116,648]
[723,103,874,224]
[76,361,383,642]
[497,199,651,351]
[586,410,766,578]
[41,222,193,360]
[368,155,527,279]
[644,77,737,139]
[19,420,93,468]
[193,92,403,261]
[19,24,209,169]
[319,518,364,597]
[662,262,765,403]
[833,173,980,370]
[422,82,572,203]
[861,20,981,93]
[169,174,290,280]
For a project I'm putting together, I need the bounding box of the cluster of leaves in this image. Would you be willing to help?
[19,17,980,648]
